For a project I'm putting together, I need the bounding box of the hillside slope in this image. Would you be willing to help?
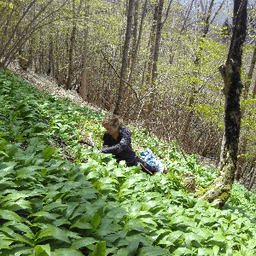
[1,68,256,255]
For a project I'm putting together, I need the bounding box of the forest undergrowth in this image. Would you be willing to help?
[1,68,256,255]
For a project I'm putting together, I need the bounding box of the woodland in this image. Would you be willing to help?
[1,0,256,254]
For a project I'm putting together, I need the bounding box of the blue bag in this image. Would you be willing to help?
[139,148,165,172]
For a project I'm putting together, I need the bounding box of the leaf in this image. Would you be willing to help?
[29,211,60,221]
[0,162,17,178]
[113,168,126,177]
[127,239,140,256]
[104,233,122,244]
[197,248,214,255]
[106,207,127,219]
[209,232,226,242]
[194,228,213,241]
[43,200,67,212]
[0,150,8,157]
[71,219,94,230]
[93,180,102,191]
[10,222,34,240]
[16,166,41,180]
[91,241,106,256]
[0,177,15,190]
[3,145,19,161]
[34,244,51,256]
[0,209,23,222]
[173,247,194,256]
[36,226,70,244]
[86,170,100,180]
[23,152,36,166]
[167,231,184,244]
[91,212,101,229]
[96,223,123,236]
[184,232,204,246]
[213,245,220,255]
[0,191,28,202]
[170,215,196,230]
[42,147,55,161]
[0,238,13,249]
[141,217,157,228]
[52,248,84,256]
[138,246,169,256]
[124,219,145,232]
[71,237,98,250]
[33,122,48,133]
[2,245,34,256]
[116,248,129,256]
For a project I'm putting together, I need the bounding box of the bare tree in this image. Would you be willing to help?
[80,28,89,101]
[66,0,82,90]
[0,0,68,69]
[152,0,164,84]
[113,0,134,115]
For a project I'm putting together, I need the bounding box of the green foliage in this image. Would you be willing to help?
[1,69,256,255]
[0,1,13,9]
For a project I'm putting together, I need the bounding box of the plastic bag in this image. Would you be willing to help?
[139,148,165,172]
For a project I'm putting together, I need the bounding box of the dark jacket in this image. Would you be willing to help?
[99,126,137,166]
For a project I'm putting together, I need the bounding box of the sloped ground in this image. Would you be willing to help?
[10,65,221,168]
[8,63,103,114]
[1,69,256,255]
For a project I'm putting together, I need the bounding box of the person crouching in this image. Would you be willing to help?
[99,114,163,175]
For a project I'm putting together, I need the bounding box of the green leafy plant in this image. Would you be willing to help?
[1,69,256,255]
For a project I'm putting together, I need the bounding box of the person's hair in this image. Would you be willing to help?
[102,114,123,128]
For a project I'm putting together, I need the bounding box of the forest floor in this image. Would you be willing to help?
[7,64,256,191]
[8,64,221,170]
[8,63,103,114]
[2,67,256,255]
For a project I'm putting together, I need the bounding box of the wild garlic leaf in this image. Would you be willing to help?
[0,209,23,222]
[124,219,146,232]
[34,244,51,256]
[1,246,34,256]
[35,226,70,244]
[90,241,106,256]
[2,199,32,212]
[138,246,170,256]
[172,247,194,256]
[71,237,98,250]
[29,211,60,221]
[42,147,55,161]
[0,162,17,177]
[52,248,84,256]
[197,247,216,255]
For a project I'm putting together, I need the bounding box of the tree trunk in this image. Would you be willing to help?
[113,0,134,115]
[146,0,164,122]
[128,0,146,85]
[66,24,76,90]
[152,0,164,83]
[197,0,247,208]
[80,28,89,102]
[129,0,139,71]
[47,35,53,76]
[146,3,158,85]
